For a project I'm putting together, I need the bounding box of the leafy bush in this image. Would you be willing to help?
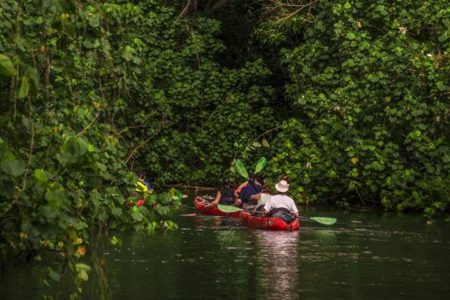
[258,0,449,216]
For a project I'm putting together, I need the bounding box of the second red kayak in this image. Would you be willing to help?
[194,196,245,218]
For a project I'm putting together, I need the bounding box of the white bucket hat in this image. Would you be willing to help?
[275,180,289,193]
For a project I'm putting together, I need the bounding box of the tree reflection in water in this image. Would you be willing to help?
[254,231,300,299]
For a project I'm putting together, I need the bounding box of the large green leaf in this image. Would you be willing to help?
[63,136,88,157]
[111,206,123,217]
[25,67,40,92]
[48,267,61,282]
[235,159,249,179]
[1,160,25,177]
[131,206,143,221]
[18,76,30,99]
[45,189,66,209]
[88,14,100,28]
[38,205,60,220]
[159,192,173,205]
[34,169,48,183]
[155,205,170,215]
[0,54,16,77]
[75,263,91,282]
[254,157,267,174]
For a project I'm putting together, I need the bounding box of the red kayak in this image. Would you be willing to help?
[241,213,299,231]
[194,196,245,217]
[194,196,300,231]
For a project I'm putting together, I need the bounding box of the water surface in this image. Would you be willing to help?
[1,206,449,299]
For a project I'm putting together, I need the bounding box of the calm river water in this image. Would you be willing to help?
[1,203,450,299]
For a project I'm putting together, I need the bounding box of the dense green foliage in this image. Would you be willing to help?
[0,0,449,296]
[0,1,182,296]
[256,0,449,216]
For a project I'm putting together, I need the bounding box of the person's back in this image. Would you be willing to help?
[206,178,237,208]
[235,181,248,194]
[258,193,271,207]
[264,180,298,223]
[219,185,235,205]
[264,194,298,214]
[239,180,262,204]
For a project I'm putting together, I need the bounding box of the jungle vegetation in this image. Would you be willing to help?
[0,0,449,297]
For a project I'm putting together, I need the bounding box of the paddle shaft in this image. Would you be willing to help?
[217,205,335,225]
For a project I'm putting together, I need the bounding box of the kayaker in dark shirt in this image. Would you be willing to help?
[250,184,272,214]
[206,179,239,208]
[238,175,263,208]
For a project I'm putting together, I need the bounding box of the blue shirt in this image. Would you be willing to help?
[239,183,262,203]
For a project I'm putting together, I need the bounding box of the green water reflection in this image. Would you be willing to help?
[1,208,450,299]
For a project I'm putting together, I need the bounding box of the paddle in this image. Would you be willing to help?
[217,204,244,213]
[254,156,266,174]
[235,157,266,178]
[235,159,249,179]
[217,205,336,225]
[299,216,337,225]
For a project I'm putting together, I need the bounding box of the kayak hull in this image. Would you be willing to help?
[194,197,299,231]
[242,214,299,231]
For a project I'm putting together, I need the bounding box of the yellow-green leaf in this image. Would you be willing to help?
[18,76,30,99]
[0,54,16,77]
[34,169,48,182]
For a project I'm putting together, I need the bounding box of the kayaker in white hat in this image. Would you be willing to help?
[263,179,299,223]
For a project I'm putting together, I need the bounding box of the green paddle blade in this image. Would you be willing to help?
[254,156,267,174]
[310,217,337,225]
[235,159,249,179]
[217,204,243,213]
